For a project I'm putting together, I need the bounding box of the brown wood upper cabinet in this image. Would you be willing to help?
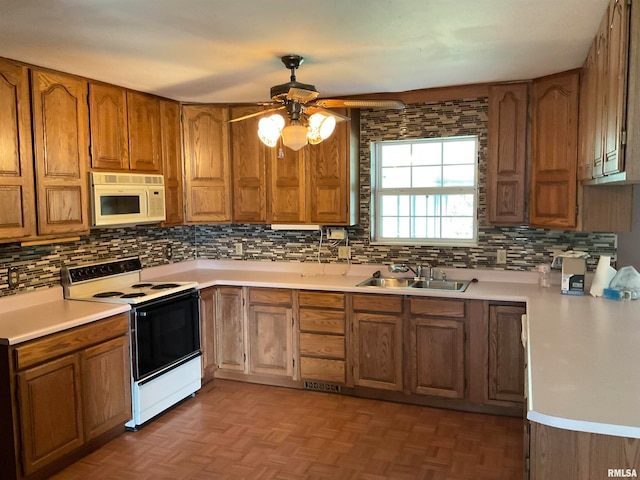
[0,58,36,241]
[230,105,269,223]
[89,85,163,173]
[487,83,528,225]
[182,105,232,223]
[31,69,90,236]
[160,99,184,225]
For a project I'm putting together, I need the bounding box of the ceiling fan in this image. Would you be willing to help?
[229,54,405,151]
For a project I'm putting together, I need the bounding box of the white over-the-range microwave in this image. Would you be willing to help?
[90,172,166,227]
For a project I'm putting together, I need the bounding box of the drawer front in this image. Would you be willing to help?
[300,357,345,384]
[248,288,292,306]
[299,309,345,334]
[410,297,466,318]
[352,294,403,313]
[299,291,345,309]
[299,333,345,359]
[15,313,129,371]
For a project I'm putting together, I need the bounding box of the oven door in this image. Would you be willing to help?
[131,290,200,381]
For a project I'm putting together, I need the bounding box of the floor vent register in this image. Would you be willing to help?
[303,381,341,394]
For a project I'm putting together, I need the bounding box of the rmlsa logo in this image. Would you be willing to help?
[608,469,638,478]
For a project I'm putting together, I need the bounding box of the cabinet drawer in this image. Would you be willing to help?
[299,309,345,334]
[299,333,345,359]
[248,288,292,306]
[14,313,129,371]
[299,291,345,309]
[410,297,466,318]
[300,357,345,384]
[352,294,403,313]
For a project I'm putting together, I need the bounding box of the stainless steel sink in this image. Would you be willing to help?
[356,277,470,292]
[409,280,470,292]
[356,277,414,288]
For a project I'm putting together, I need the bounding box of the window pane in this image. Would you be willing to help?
[413,217,427,238]
[381,217,398,237]
[398,195,410,215]
[442,165,475,186]
[381,167,411,188]
[381,195,398,216]
[442,194,474,217]
[412,142,442,166]
[426,216,440,238]
[381,144,411,167]
[412,166,441,187]
[398,217,410,237]
[442,217,474,238]
[443,140,476,165]
[426,195,439,216]
[413,195,428,216]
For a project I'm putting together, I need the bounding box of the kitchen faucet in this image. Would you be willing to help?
[388,263,446,281]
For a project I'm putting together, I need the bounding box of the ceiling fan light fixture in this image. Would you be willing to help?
[258,114,284,147]
[281,123,308,151]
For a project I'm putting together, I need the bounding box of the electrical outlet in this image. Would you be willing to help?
[235,243,243,255]
[8,267,19,289]
[164,244,173,260]
[496,249,507,264]
[338,246,351,259]
[328,228,346,240]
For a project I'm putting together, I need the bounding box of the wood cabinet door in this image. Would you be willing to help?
[0,59,36,240]
[215,287,245,372]
[89,83,128,171]
[18,354,83,476]
[160,99,184,225]
[352,312,403,391]
[604,0,631,175]
[80,335,131,441]
[199,286,216,381]
[409,317,466,399]
[247,304,293,377]
[488,304,525,404]
[308,110,350,225]
[231,106,268,223]
[127,91,162,173]
[487,83,528,224]
[593,11,610,178]
[31,70,90,235]
[183,105,232,223]
[529,71,579,229]
[269,147,306,223]
[578,42,597,181]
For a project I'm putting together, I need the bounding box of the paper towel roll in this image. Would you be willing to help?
[590,255,617,297]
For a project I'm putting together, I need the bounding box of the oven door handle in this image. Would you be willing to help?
[137,311,148,317]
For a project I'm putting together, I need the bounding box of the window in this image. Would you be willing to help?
[371,136,478,245]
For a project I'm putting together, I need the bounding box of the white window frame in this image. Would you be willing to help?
[370,136,479,246]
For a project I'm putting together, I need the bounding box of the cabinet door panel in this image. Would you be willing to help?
[604,0,630,175]
[31,70,89,235]
[353,312,403,391]
[215,287,244,372]
[410,317,465,399]
[488,305,525,404]
[81,336,131,441]
[183,105,231,222]
[231,106,268,223]
[593,12,609,178]
[18,354,83,476]
[578,43,597,181]
[127,91,162,173]
[0,59,35,239]
[269,148,306,223]
[247,304,293,377]
[530,71,579,229]
[89,83,128,170]
[487,83,528,224]
[160,99,184,225]
[200,287,216,381]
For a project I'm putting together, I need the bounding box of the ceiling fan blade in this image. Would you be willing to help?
[305,106,351,122]
[228,105,284,123]
[315,99,405,109]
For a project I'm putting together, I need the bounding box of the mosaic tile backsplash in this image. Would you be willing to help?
[0,98,616,297]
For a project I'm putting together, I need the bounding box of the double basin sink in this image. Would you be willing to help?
[357,276,470,292]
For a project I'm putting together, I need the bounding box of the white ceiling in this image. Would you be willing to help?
[0,0,608,103]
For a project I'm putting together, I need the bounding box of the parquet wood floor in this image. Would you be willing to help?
[52,380,524,480]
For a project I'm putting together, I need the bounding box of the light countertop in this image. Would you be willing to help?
[1,260,638,439]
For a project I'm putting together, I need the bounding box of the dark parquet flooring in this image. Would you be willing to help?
[52,380,523,480]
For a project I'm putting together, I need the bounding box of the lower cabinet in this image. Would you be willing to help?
[2,313,131,479]
[199,286,217,382]
[487,303,526,405]
[408,298,467,399]
[351,294,404,391]
[215,286,245,372]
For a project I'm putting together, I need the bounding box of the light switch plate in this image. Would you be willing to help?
[338,246,351,259]
[496,249,507,264]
